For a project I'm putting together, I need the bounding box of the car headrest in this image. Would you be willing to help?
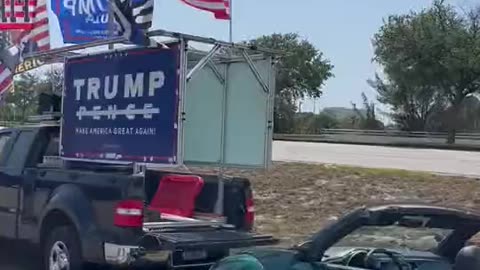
[455,245,480,270]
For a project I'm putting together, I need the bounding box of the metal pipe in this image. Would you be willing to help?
[148,29,283,55]
[186,44,221,81]
[143,221,230,230]
[207,62,225,85]
[176,38,188,166]
[242,50,270,93]
[25,29,283,60]
[23,37,127,59]
[108,0,115,50]
[229,0,233,42]
[214,59,229,215]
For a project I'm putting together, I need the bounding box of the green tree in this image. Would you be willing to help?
[314,112,339,130]
[293,112,338,134]
[457,96,480,131]
[352,92,384,130]
[373,0,480,143]
[425,95,480,132]
[369,75,446,131]
[43,68,64,95]
[31,67,65,103]
[247,33,334,133]
[6,73,39,122]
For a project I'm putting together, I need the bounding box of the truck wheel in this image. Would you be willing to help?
[43,226,83,270]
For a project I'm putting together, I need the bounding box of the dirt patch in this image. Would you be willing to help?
[188,162,480,246]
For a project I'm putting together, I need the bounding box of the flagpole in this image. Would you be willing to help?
[215,0,232,215]
[108,0,115,50]
[228,0,233,42]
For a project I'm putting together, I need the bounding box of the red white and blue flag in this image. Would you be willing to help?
[10,0,50,53]
[0,0,39,30]
[0,0,49,99]
[180,0,230,20]
[0,62,13,97]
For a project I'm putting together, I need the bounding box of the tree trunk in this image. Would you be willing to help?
[446,128,456,144]
[20,104,27,123]
[446,101,462,145]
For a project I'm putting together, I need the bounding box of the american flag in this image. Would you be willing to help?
[11,0,49,54]
[0,0,39,30]
[180,0,230,20]
[0,0,49,98]
[0,62,13,94]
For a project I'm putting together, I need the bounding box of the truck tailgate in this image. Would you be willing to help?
[144,229,277,250]
[137,229,277,268]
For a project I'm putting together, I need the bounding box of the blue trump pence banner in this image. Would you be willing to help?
[61,45,181,164]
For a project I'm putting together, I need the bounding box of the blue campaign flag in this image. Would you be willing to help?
[52,0,112,43]
[61,45,181,164]
[52,0,154,45]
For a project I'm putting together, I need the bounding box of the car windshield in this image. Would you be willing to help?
[332,225,453,251]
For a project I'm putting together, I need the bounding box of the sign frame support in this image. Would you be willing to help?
[35,29,278,217]
[51,30,276,169]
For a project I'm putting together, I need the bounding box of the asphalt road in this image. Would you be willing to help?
[0,240,38,270]
[0,241,115,270]
[273,141,480,177]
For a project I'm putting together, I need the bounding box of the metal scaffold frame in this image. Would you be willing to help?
[39,28,278,167]
[25,29,282,60]
[38,28,279,215]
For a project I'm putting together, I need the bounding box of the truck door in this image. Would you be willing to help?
[0,130,18,237]
[0,129,35,238]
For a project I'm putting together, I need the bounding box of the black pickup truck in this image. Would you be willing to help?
[0,123,275,270]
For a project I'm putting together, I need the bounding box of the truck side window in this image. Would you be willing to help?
[5,131,35,169]
[44,135,59,157]
[0,133,12,157]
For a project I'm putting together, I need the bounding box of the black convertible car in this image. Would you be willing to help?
[210,204,480,270]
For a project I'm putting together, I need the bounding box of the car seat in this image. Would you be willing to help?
[148,174,205,218]
[454,245,480,270]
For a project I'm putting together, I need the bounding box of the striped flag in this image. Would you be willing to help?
[180,0,230,20]
[0,0,38,30]
[0,62,13,95]
[10,0,49,57]
[0,0,49,99]
[114,0,157,46]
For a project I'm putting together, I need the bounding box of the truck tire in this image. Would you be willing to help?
[43,226,83,270]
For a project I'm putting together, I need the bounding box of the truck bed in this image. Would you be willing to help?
[138,222,277,268]
[144,170,255,230]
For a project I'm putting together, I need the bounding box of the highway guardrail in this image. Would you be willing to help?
[274,129,480,151]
